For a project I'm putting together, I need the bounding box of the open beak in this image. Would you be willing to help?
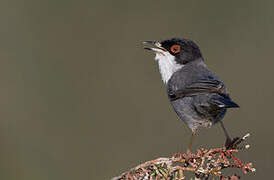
[143,41,166,53]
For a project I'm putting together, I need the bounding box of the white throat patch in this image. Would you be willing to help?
[155,51,183,84]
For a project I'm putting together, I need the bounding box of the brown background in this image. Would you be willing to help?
[1,0,273,179]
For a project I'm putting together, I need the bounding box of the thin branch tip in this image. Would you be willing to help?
[112,133,255,180]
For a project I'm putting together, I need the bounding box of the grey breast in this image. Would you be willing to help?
[166,63,227,132]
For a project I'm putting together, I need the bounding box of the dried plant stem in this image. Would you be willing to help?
[111,133,255,180]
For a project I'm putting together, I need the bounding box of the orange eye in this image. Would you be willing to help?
[170,45,180,54]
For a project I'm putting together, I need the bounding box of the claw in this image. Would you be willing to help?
[225,137,241,149]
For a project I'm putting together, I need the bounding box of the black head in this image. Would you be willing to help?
[160,38,203,64]
[143,38,204,83]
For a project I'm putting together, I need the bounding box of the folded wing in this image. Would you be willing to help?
[168,78,239,109]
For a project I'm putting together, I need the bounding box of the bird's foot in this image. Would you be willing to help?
[225,137,240,149]
[185,150,192,162]
[225,133,250,149]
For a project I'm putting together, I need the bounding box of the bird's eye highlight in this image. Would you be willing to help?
[170,45,180,54]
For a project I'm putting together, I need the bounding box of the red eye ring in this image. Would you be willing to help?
[170,45,180,54]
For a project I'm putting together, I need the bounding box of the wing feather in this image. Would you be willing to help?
[169,78,227,101]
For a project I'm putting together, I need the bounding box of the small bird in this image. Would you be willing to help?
[143,38,239,154]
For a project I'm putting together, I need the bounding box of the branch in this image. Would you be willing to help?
[111,133,255,180]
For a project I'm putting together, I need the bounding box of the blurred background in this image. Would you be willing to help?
[1,0,273,179]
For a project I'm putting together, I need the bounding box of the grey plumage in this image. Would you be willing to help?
[144,38,239,151]
[167,59,238,132]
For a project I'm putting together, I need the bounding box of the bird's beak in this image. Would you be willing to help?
[143,41,166,53]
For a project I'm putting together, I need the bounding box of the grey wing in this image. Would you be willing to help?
[168,78,226,100]
[168,77,239,109]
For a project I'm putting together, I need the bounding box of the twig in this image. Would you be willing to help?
[111,133,255,180]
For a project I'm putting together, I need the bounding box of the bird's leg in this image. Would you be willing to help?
[220,121,242,149]
[186,131,196,155]
[220,121,233,147]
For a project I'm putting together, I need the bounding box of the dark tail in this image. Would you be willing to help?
[211,95,239,109]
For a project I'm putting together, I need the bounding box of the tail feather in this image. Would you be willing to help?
[211,95,239,109]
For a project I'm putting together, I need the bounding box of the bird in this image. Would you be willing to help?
[143,38,239,154]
